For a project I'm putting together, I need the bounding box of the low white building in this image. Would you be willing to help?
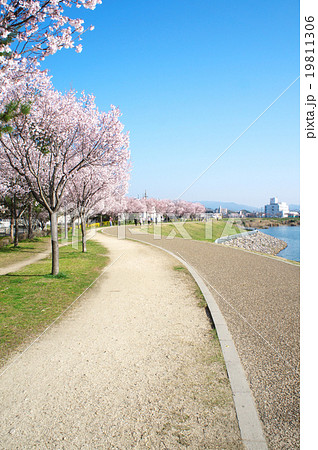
[288,211,300,218]
[264,197,289,218]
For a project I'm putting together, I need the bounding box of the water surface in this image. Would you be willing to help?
[260,226,300,262]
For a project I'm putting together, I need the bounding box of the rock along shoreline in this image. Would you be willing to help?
[218,230,287,256]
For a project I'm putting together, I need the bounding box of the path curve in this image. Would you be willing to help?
[123,234,268,450]
[0,233,243,448]
[103,226,300,449]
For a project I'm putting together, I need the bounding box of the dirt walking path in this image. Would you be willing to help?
[0,233,243,449]
[0,247,51,275]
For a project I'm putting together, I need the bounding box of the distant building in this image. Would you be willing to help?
[265,197,289,218]
[215,206,228,215]
[288,211,300,218]
[205,212,222,220]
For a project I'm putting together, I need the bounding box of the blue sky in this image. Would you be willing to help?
[42,0,299,208]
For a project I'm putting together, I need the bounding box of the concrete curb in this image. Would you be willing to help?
[124,236,268,449]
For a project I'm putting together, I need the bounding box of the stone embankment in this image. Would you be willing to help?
[220,230,287,255]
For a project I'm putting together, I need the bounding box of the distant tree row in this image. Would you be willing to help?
[122,197,206,218]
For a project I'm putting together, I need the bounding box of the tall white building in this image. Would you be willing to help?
[265,197,289,218]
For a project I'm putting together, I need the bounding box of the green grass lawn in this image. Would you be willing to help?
[0,225,100,270]
[0,236,51,269]
[144,220,243,243]
[0,240,109,364]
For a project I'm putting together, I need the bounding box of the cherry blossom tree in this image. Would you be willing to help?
[124,197,144,215]
[0,0,101,133]
[0,0,101,67]
[0,68,130,274]
[33,202,50,232]
[0,159,30,246]
[191,202,206,218]
[65,158,130,252]
[0,0,101,140]
[0,57,52,138]
[101,196,127,221]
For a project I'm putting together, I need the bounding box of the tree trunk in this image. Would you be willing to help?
[13,194,19,247]
[100,214,103,227]
[14,218,19,247]
[64,208,68,240]
[72,216,76,237]
[28,202,34,239]
[10,210,14,242]
[50,211,59,275]
[80,215,87,253]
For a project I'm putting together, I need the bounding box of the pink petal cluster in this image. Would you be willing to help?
[0,0,101,66]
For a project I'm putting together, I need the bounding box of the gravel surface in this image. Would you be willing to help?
[106,226,300,449]
[0,234,243,449]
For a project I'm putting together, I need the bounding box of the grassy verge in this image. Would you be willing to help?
[242,217,300,228]
[173,265,207,308]
[0,240,109,365]
[145,220,243,243]
[172,264,226,373]
[0,236,51,269]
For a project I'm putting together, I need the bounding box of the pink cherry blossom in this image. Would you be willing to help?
[0,0,101,67]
